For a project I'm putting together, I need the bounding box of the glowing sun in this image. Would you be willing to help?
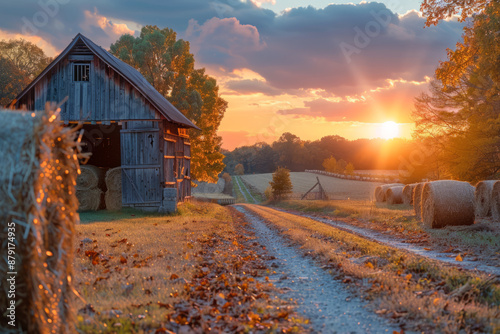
[379,121,400,139]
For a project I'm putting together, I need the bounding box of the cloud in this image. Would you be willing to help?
[223,78,283,95]
[187,2,463,97]
[0,29,59,57]
[80,9,137,48]
[277,78,429,122]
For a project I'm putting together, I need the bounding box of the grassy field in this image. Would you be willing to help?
[74,202,306,333]
[241,172,382,200]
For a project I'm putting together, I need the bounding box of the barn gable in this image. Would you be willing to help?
[14,33,199,129]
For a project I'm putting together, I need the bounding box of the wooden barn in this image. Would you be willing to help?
[12,33,199,212]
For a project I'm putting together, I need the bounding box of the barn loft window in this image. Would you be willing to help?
[73,63,90,81]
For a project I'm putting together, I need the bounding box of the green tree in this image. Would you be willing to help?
[234,164,244,176]
[269,167,293,201]
[0,39,51,79]
[345,162,355,176]
[110,26,227,182]
[322,156,337,173]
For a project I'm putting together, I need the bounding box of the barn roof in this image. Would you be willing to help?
[14,33,200,130]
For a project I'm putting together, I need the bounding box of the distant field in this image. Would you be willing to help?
[241,172,383,200]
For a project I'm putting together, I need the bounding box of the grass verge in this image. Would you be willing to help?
[242,204,500,333]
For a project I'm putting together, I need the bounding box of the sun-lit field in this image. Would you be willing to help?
[241,172,383,200]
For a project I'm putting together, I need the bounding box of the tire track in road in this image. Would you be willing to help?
[234,176,257,204]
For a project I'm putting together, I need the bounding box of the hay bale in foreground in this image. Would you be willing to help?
[421,180,475,229]
[0,103,81,333]
[386,186,404,205]
[374,183,404,202]
[402,184,416,205]
[413,183,425,220]
[491,182,500,221]
[105,190,122,211]
[105,167,122,192]
[76,188,103,211]
[76,165,105,190]
[474,180,497,218]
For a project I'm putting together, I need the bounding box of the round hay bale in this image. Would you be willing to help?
[374,183,404,202]
[421,180,475,229]
[386,186,404,205]
[105,190,122,211]
[474,180,497,217]
[402,184,416,205]
[491,182,500,221]
[77,165,104,190]
[76,188,102,211]
[413,183,425,220]
[105,167,122,192]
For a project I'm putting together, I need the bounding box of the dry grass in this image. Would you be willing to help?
[274,199,421,232]
[242,204,500,333]
[74,202,233,332]
[242,172,382,200]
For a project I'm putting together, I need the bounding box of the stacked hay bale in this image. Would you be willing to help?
[386,186,404,205]
[374,183,404,202]
[76,165,104,211]
[105,167,122,211]
[0,104,80,333]
[402,184,416,205]
[474,180,497,218]
[491,182,500,221]
[413,183,425,220]
[421,180,475,229]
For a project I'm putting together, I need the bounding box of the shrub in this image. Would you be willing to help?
[270,167,293,200]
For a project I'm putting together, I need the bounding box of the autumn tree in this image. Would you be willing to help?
[0,39,51,106]
[269,167,292,201]
[0,57,30,106]
[0,39,51,80]
[345,163,355,176]
[322,157,337,173]
[110,26,227,182]
[336,159,348,174]
[413,1,500,181]
[421,0,491,26]
[234,164,244,176]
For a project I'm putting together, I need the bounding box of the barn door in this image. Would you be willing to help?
[120,127,162,206]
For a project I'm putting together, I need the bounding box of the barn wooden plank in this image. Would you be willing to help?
[82,83,88,119]
[104,66,110,121]
[74,83,80,121]
[94,59,98,120]
[110,71,116,119]
[100,60,105,121]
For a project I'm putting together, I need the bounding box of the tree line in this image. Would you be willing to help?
[223,132,417,176]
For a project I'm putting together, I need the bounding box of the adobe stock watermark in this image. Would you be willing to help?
[339,8,394,64]
[211,0,241,19]
[398,142,439,180]
[22,0,70,36]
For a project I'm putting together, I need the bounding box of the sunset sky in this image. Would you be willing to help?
[0,0,464,150]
